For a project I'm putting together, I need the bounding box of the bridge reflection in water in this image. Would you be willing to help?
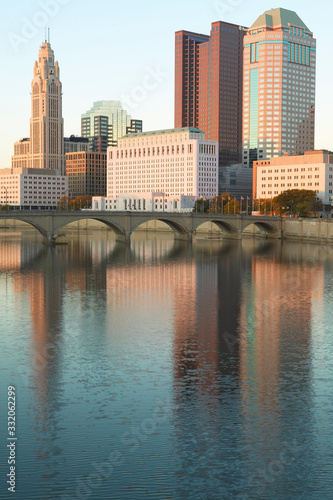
[0,210,282,244]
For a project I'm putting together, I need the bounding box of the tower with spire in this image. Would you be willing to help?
[30,39,64,172]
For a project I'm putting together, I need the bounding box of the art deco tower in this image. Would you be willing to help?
[30,41,64,173]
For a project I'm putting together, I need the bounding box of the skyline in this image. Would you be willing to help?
[2,0,333,169]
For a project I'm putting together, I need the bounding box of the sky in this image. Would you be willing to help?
[1,0,333,168]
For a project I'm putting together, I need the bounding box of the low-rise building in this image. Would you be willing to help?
[253,150,333,204]
[0,168,68,209]
[91,192,196,212]
[107,127,218,200]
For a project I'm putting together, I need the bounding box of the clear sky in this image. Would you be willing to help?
[1,0,333,168]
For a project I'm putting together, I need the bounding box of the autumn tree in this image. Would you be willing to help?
[252,198,274,215]
[224,198,240,215]
[71,196,92,210]
[57,195,92,210]
[207,194,235,213]
[194,198,210,213]
[273,189,322,217]
[56,197,71,210]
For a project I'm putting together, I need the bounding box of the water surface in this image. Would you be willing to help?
[1,229,333,499]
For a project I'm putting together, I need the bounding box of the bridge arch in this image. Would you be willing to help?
[242,220,279,237]
[4,216,49,239]
[130,217,191,241]
[51,216,127,241]
[192,218,239,238]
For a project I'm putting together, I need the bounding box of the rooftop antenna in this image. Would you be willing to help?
[48,27,50,44]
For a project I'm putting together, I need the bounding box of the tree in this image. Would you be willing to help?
[194,198,210,213]
[273,189,322,217]
[71,196,92,210]
[253,198,273,215]
[56,195,92,210]
[224,199,240,215]
[56,196,71,210]
[208,194,235,213]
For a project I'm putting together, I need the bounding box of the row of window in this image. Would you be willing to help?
[110,145,196,160]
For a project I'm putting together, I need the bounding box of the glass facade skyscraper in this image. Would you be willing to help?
[81,101,142,152]
[242,8,316,167]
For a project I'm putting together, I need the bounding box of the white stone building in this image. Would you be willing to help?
[91,192,196,213]
[253,150,333,204]
[107,127,218,200]
[0,168,68,209]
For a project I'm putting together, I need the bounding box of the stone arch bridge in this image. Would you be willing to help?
[0,210,284,244]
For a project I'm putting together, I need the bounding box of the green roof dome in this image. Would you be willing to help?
[250,8,309,31]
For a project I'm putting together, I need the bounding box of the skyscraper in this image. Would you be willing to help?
[81,101,142,152]
[30,40,64,172]
[12,39,64,173]
[242,8,316,167]
[175,21,247,175]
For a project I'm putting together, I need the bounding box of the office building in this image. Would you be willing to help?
[81,101,143,152]
[64,136,89,154]
[219,164,253,197]
[65,152,106,198]
[253,150,333,204]
[0,168,68,209]
[243,8,316,167]
[12,138,30,169]
[126,120,143,136]
[106,127,218,199]
[175,21,247,172]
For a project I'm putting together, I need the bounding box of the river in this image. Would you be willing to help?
[1,229,333,499]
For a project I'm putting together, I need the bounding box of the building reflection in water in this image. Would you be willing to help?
[0,233,112,491]
[170,239,326,497]
[0,231,330,498]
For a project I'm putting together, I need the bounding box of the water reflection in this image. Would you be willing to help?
[0,230,333,499]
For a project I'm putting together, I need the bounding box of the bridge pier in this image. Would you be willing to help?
[44,232,55,245]
[115,231,131,244]
[174,231,193,242]
[225,230,242,240]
